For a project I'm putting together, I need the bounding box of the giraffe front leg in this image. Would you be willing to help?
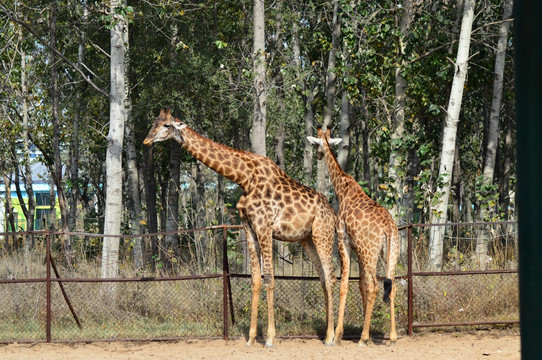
[245,227,261,347]
[247,271,262,346]
[259,232,276,348]
[264,273,276,348]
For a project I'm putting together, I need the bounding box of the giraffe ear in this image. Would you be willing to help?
[173,121,187,131]
[328,138,342,146]
[307,136,323,146]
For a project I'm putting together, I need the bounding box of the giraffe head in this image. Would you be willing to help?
[143,108,187,146]
[307,128,342,150]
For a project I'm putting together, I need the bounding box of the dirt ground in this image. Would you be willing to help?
[0,331,520,360]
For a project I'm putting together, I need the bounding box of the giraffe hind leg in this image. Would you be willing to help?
[359,272,378,347]
[300,238,336,346]
[334,221,350,346]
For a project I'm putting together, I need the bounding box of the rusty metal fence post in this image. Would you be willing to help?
[222,226,229,340]
[46,231,51,342]
[407,224,413,336]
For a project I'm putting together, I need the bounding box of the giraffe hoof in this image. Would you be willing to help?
[358,339,371,347]
[324,340,335,346]
[264,342,274,348]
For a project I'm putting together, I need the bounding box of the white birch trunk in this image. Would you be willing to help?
[337,89,350,171]
[101,0,127,279]
[428,0,476,271]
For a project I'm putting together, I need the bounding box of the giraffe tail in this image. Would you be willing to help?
[383,230,395,303]
[383,278,392,303]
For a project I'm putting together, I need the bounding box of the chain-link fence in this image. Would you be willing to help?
[0,222,518,343]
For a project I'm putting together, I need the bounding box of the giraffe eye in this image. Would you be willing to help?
[163,124,171,128]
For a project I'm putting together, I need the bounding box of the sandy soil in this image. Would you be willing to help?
[0,331,520,360]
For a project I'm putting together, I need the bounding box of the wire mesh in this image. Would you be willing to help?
[412,273,519,326]
[50,279,224,340]
[0,282,45,341]
[0,222,518,343]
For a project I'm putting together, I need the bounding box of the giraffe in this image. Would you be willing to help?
[144,109,337,347]
[308,127,400,346]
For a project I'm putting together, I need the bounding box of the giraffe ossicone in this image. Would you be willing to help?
[307,136,342,147]
[145,108,338,347]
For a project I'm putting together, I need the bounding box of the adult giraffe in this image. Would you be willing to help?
[144,109,338,347]
[308,127,400,346]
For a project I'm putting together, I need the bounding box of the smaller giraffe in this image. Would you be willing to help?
[308,128,400,346]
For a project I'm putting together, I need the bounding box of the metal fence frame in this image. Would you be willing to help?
[403,222,519,335]
[0,222,518,343]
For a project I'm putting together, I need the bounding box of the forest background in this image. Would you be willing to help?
[0,0,515,275]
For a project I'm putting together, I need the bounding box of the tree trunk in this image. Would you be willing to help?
[69,2,88,233]
[337,89,350,171]
[451,144,462,223]
[274,122,286,171]
[316,0,340,195]
[19,27,35,267]
[216,174,225,224]
[359,91,371,185]
[292,10,315,186]
[251,0,267,156]
[190,161,207,272]
[448,0,465,55]
[101,0,128,279]
[1,165,16,249]
[500,122,513,220]
[475,0,513,267]
[143,145,158,267]
[388,0,412,226]
[124,16,144,272]
[481,0,513,183]
[165,143,181,258]
[302,85,315,186]
[125,110,144,272]
[49,1,73,265]
[69,112,81,231]
[329,87,351,213]
[428,0,476,271]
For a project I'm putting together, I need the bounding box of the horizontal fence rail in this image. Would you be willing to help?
[0,222,518,343]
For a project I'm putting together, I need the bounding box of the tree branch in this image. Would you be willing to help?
[410,40,458,63]
[0,5,110,99]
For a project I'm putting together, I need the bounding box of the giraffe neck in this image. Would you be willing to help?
[179,126,254,189]
[321,137,351,200]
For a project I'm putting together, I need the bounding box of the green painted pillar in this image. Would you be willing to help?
[515,1,542,359]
